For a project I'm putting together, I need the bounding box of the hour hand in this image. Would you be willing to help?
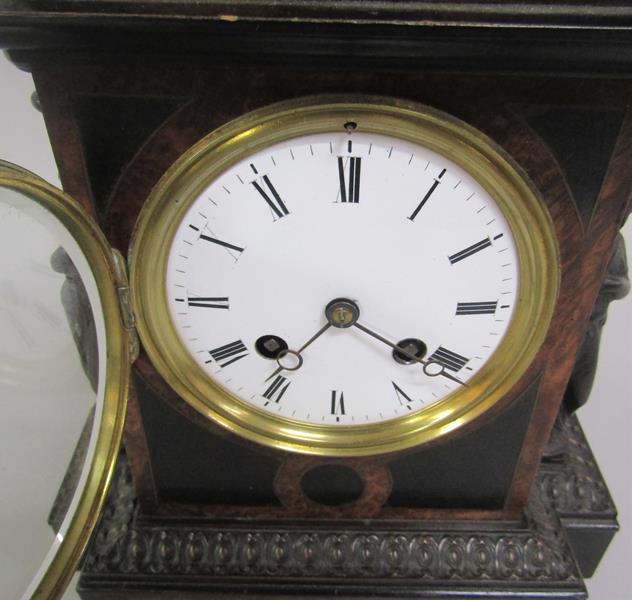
[262,298,358,382]
[264,321,331,381]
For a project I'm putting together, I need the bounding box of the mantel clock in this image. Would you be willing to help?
[130,98,558,457]
[0,2,630,599]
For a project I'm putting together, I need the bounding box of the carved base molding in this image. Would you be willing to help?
[78,415,616,599]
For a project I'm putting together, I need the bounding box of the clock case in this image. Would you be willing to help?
[2,105,620,600]
[0,2,630,599]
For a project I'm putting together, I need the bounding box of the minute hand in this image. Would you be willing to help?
[352,322,468,387]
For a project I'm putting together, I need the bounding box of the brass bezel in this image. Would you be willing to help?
[0,167,129,600]
[130,97,559,457]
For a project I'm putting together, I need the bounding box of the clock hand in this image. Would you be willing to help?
[266,321,332,381]
[352,321,468,387]
[296,321,332,354]
[320,298,466,387]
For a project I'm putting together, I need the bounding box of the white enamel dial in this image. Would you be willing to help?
[164,131,519,426]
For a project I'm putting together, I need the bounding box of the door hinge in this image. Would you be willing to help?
[111,248,139,363]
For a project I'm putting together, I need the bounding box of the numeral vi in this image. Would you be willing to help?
[330,390,346,421]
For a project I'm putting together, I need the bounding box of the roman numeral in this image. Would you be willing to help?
[448,237,492,264]
[206,340,249,368]
[455,301,498,316]
[251,174,290,220]
[408,168,446,221]
[199,234,244,254]
[262,375,291,404]
[392,381,415,408]
[330,390,346,420]
[187,296,229,309]
[428,346,469,372]
[337,156,361,203]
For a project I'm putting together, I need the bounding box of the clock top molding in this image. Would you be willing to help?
[2,1,632,74]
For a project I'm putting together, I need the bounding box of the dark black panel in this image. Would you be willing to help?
[522,107,625,230]
[74,95,184,220]
[387,377,541,509]
[133,371,281,506]
[563,519,618,577]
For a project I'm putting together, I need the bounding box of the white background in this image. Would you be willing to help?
[0,53,629,599]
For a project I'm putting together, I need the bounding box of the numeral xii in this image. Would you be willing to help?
[338,156,361,203]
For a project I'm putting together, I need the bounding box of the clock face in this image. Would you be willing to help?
[131,98,558,455]
[164,132,518,426]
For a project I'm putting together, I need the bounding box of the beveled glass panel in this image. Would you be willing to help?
[0,174,120,600]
